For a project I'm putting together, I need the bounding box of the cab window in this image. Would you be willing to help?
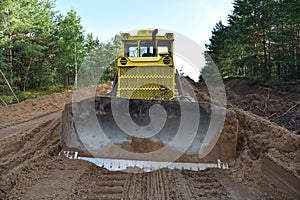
[124,41,138,57]
[140,41,155,57]
[158,41,172,56]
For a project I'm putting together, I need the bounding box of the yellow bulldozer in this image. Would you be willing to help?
[60,29,236,172]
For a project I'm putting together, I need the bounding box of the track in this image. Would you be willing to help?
[0,113,62,198]
[0,110,61,140]
[68,164,268,200]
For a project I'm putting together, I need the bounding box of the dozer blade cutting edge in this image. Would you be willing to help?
[60,150,229,172]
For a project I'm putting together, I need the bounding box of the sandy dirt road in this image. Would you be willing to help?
[0,109,266,200]
[0,84,298,199]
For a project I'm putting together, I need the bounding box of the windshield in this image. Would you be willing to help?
[124,41,138,57]
[140,41,154,57]
[158,41,172,56]
[124,40,172,57]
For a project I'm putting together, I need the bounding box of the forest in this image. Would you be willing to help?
[0,0,299,104]
[204,0,300,82]
[0,0,120,104]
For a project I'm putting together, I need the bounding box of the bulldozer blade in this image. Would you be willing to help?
[61,96,233,166]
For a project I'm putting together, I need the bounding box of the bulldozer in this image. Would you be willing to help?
[60,29,236,172]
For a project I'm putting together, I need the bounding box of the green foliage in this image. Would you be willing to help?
[1,84,67,104]
[79,35,121,87]
[0,0,121,104]
[284,94,298,103]
[205,0,300,82]
[54,9,86,87]
[0,0,58,90]
[200,51,222,84]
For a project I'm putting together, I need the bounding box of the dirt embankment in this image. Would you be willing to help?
[193,77,300,132]
[224,78,300,180]
[233,108,299,176]
[231,107,300,199]
[191,77,300,199]
[0,92,71,130]
[226,78,300,132]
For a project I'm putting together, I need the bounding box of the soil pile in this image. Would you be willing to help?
[226,78,300,131]
[232,107,300,177]
[0,92,71,130]
[191,76,299,199]
[193,77,300,131]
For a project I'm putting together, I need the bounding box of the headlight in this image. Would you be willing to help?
[166,33,173,39]
[163,57,171,64]
[120,57,127,65]
[123,33,129,39]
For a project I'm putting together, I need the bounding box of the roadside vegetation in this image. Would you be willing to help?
[0,0,120,104]
[1,0,299,105]
[203,0,299,82]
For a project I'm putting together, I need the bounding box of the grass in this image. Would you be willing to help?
[284,94,298,103]
[1,85,69,105]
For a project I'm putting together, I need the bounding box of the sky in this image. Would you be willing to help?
[55,0,234,80]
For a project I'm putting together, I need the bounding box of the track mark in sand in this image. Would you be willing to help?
[124,173,142,199]
[0,115,60,167]
[72,166,130,200]
[181,169,268,200]
[123,169,176,200]
[171,170,193,199]
[181,170,229,199]
[0,116,62,197]
[95,171,128,199]
[8,158,93,200]
[0,110,61,139]
[90,168,176,200]
[160,169,175,199]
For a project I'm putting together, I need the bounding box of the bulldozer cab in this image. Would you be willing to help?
[122,30,173,58]
[116,30,176,100]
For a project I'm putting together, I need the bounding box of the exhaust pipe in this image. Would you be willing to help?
[152,29,158,56]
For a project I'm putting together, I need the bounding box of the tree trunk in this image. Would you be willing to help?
[268,41,272,79]
[263,37,268,80]
[297,29,300,79]
[9,32,13,84]
[64,70,69,87]
[0,69,19,103]
[74,44,78,89]
[281,21,286,81]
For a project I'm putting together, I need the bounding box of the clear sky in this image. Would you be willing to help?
[55,0,233,80]
[55,0,233,47]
